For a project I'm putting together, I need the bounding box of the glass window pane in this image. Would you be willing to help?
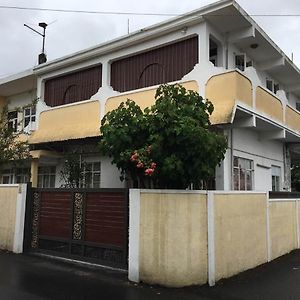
[233,168,239,190]
[233,157,239,167]
[246,170,252,190]
[44,175,49,188]
[240,169,246,190]
[50,175,55,187]
[93,162,101,171]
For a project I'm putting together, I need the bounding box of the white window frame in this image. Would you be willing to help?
[82,161,101,188]
[23,105,36,130]
[271,165,281,191]
[266,78,280,94]
[8,110,18,133]
[233,156,254,191]
[38,166,56,188]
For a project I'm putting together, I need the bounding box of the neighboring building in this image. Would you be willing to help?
[1,0,300,191]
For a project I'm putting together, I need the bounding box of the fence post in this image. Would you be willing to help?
[128,189,141,283]
[13,184,28,253]
[207,191,215,286]
[266,192,272,262]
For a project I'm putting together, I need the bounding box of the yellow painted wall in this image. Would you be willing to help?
[214,193,268,281]
[0,186,18,251]
[139,192,208,287]
[105,81,199,114]
[29,100,100,144]
[269,201,297,260]
[206,71,253,124]
[286,106,300,133]
[256,87,283,123]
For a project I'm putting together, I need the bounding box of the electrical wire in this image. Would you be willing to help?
[0,5,300,17]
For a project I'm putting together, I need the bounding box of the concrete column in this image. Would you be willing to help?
[198,23,209,64]
[283,145,291,191]
[30,158,39,188]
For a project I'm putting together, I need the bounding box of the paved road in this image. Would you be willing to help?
[1,250,300,299]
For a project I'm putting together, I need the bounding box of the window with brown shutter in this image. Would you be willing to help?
[44,65,102,107]
[111,36,199,92]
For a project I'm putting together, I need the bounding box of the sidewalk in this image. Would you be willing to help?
[1,250,300,299]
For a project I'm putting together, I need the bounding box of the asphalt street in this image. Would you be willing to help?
[1,249,300,299]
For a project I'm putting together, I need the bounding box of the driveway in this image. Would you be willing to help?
[1,250,300,299]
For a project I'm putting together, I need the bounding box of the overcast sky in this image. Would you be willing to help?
[0,0,300,78]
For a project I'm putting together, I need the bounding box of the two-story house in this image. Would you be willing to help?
[1,0,300,191]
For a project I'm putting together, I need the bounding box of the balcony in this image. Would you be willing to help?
[286,106,300,133]
[29,100,100,144]
[256,87,283,123]
[205,71,253,124]
[105,81,199,115]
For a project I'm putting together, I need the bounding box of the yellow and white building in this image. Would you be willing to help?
[1,0,300,191]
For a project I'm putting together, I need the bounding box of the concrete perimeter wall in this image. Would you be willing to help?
[0,184,27,253]
[128,189,300,287]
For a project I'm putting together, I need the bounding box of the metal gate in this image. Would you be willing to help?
[24,187,128,269]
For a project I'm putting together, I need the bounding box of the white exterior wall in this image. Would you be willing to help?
[52,155,124,188]
[229,128,284,191]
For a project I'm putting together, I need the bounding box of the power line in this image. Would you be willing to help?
[0,5,178,16]
[1,5,300,17]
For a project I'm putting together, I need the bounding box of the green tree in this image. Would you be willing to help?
[0,105,30,172]
[100,84,227,189]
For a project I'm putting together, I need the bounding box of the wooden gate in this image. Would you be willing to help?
[24,187,128,269]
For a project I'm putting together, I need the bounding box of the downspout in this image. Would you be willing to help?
[230,128,234,190]
[225,33,229,70]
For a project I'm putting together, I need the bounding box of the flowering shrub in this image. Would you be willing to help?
[100,84,227,189]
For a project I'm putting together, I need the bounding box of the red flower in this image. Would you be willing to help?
[130,152,138,162]
[151,162,157,169]
[145,168,155,176]
[137,162,144,168]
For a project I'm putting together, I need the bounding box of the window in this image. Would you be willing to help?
[235,54,245,71]
[8,110,18,132]
[233,157,254,190]
[15,168,30,183]
[209,38,218,66]
[266,78,280,94]
[1,169,14,184]
[271,165,281,191]
[82,162,101,188]
[37,166,56,188]
[23,106,36,128]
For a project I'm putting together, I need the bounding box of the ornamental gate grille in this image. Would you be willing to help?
[24,187,129,269]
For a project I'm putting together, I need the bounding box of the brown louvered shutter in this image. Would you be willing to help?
[111,36,198,92]
[44,65,102,107]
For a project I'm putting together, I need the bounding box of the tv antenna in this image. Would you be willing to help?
[24,22,48,64]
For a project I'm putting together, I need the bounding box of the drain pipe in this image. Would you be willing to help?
[230,128,234,190]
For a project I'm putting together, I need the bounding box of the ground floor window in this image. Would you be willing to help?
[38,166,56,188]
[82,162,101,188]
[233,156,254,190]
[1,169,14,184]
[271,165,281,191]
[1,167,30,184]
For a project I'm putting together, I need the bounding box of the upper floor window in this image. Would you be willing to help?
[8,110,18,132]
[233,156,254,190]
[23,106,36,129]
[266,78,280,94]
[44,65,102,107]
[111,36,199,92]
[234,53,252,72]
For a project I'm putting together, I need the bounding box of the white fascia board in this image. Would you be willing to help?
[33,0,234,75]
[0,68,34,86]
